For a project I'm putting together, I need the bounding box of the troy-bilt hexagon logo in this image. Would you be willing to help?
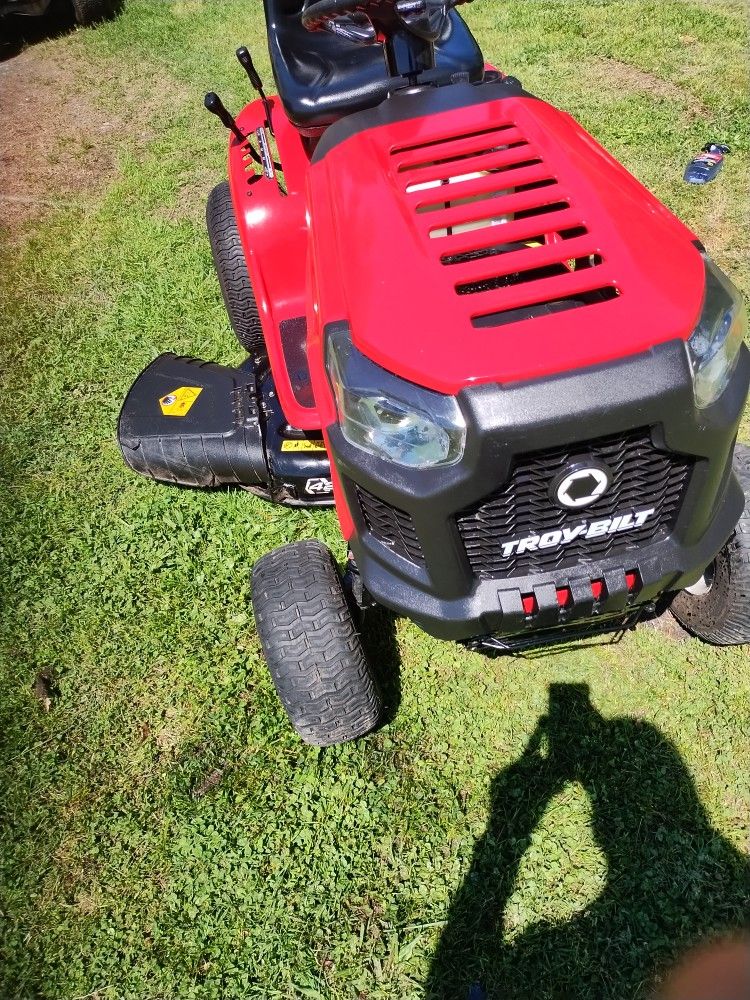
[551,459,613,510]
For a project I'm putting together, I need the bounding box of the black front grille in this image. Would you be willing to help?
[355,486,425,564]
[457,428,693,580]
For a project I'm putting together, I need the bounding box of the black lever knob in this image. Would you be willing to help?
[236,46,274,134]
[204,92,245,143]
[236,47,264,93]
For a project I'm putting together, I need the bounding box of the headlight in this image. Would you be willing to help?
[326,327,466,469]
[689,256,747,408]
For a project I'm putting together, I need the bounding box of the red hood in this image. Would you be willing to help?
[308,91,705,394]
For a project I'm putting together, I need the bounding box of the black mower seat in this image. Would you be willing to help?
[263,0,484,132]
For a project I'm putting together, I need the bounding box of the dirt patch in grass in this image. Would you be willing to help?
[693,179,749,290]
[0,41,188,236]
[643,611,690,643]
[158,163,219,224]
[0,45,120,233]
[582,57,710,119]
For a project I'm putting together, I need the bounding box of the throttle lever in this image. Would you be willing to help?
[236,47,275,134]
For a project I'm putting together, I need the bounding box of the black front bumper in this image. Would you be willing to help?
[328,338,750,642]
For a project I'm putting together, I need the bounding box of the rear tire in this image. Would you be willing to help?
[206,181,266,361]
[71,0,114,25]
[670,443,750,645]
[251,541,383,746]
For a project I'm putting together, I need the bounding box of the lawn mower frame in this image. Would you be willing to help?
[118,0,750,747]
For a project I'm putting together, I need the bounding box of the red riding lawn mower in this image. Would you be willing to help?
[119,0,750,746]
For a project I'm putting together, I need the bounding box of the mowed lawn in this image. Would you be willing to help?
[0,2,748,998]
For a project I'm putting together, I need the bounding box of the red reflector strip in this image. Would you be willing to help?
[557,586,573,609]
[522,573,640,618]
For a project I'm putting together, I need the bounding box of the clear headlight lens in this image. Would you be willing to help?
[326,327,466,469]
[689,256,747,408]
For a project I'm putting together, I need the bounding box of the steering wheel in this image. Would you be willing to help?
[302,0,473,42]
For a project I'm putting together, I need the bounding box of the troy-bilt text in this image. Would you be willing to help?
[500,508,656,559]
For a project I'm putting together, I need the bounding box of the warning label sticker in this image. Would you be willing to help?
[281,440,327,453]
[159,386,203,417]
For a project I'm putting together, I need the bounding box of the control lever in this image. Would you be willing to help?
[204,92,246,144]
[236,47,274,134]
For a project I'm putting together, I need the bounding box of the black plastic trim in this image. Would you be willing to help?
[325,330,750,641]
[313,77,534,161]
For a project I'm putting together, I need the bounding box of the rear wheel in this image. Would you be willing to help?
[251,541,383,746]
[206,181,266,361]
[670,443,750,644]
[71,0,115,25]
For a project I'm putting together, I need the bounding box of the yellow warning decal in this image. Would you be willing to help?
[281,439,327,453]
[159,386,203,417]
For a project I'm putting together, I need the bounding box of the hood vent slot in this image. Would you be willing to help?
[398,140,528,173]
[390,114,622,330]
[472,286,620,329]
[392,122,517,156]
[457,254,604,297]
[416,177,558,217]
[442,225,589,266]
[428,197,570,239]
[394,123,523,173]
[406,157,543,195]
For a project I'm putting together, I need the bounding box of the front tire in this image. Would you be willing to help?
[206,181,266,361]
[670,443,750,645]
[251,541,383,746]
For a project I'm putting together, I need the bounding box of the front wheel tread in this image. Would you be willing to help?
[670,443,750,645]
[251,541,383,746]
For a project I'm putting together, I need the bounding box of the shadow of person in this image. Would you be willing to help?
[426,683,750,1000]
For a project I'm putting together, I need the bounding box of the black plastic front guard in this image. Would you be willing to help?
[465,606,653,656]
[329,339,750,642]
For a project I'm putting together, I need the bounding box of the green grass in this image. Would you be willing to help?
[1,2,748,998]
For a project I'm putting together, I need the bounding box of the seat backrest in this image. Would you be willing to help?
[264,0,484,133]
[265,0,303,17]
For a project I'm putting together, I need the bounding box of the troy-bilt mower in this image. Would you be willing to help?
[119,0,750,746]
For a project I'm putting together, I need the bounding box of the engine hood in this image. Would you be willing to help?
[308,83,705,394]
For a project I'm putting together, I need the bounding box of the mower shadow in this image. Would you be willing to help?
[361,607,402,727]
[425,683,750,1000]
